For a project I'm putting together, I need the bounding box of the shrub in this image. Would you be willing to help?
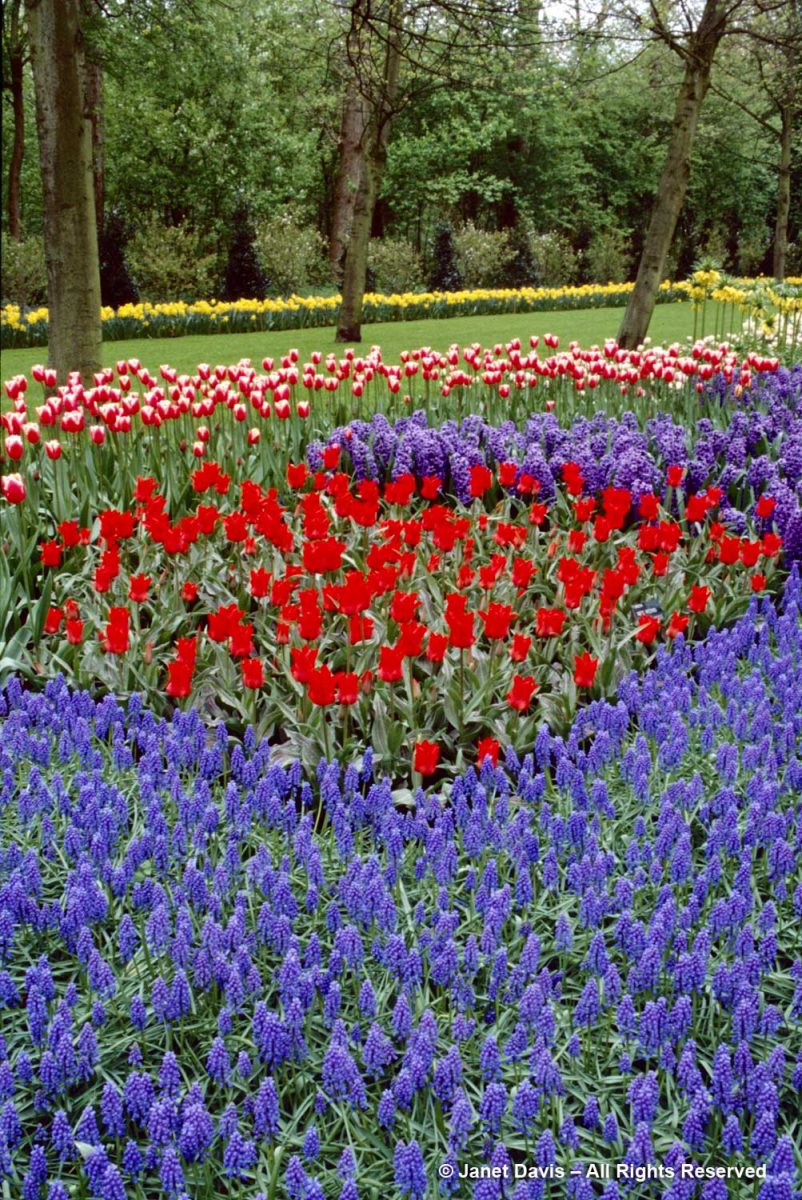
[453,222,516,288]
[254,213,327,298]
[736,227,770,276]
[428,221,463,291]
[0,233,47,308]
[697,226,732,272]
[99,211,138,308]
[584,226,632,284]
[506,224,539,288]
[367,237,424,293]
[785,241,802,277]
[126,219,218,302]
[530,230,579,286]
[223,205,268,301]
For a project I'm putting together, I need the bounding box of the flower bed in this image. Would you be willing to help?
[1,576,801,1198]
[19,457,785,775]
[0,344,785,520]
[2,333,801,1197]
[311,363,802,563]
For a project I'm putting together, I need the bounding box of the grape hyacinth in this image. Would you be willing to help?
[0,575,800,1194]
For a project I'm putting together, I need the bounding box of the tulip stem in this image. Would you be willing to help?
[321,711,332,765]
[459,649,465,743]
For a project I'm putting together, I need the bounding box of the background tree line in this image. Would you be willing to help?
[2,0,799,372]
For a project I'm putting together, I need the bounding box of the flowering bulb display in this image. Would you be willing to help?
[1,334,801,1197]
[26,454,782,775]
[1,576,801,1196]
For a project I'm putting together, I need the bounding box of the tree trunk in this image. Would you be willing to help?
[335,136,383,341]
[329,79,369,283]
[772,105,792,280]
[334,0,403,342]
[6,0,25,241]
[618,0,727,348]
[83,51,105,234]
[25,0,102,383]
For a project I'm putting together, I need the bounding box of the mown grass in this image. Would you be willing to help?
[0,301,725,381]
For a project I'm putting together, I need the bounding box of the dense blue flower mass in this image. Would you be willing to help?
[0,571,801,1196]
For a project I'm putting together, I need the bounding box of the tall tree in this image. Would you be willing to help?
[25,0,101,381]
[3,0,27,239]
[617,0,734,348]
[335,0,403,341]
[333,0,537,341]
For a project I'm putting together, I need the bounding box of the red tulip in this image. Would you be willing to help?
[44,606,63,634]
[506,674,537,712]
[535,608,566,638]
[287,462,309,488]
[390,590,421,624]
[65,618,84,645]
[447,610,475,649]
[573,652,599,688]
[4,435,23,461]
[666,612,689,639]
[166,659,194,697]
[561,462,584,496]
[241,657,264,689]
[291,646,318,684]
[349,614,374,644]
[336,671,359,705]
[128,575,151,603]
[377,645,405,683]
[425,632,448,662]
[638,493,660,520]
[176,635,198,668]
[308,664,336,706]
[688,585,711,613]
[511,557,535,591]
[413,739,440,776]
[477,737,500,766]
[479,602,515,641]
[420,476,442,500]
[40,541,62,568]
[303,537,345,574]
[102,607,130,654]
[635,613,660,644]
[509,633,532,663]
[755,495,775,519]
[230,624,255,658]
[469,465,493,498]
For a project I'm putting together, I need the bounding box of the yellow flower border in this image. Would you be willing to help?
[2,276,800,345]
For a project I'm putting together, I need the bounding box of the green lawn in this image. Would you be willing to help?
[0,301,713,381]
